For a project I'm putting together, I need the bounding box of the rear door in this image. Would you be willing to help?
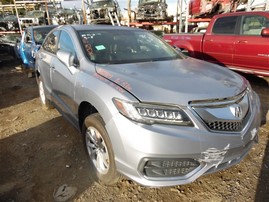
[202,16,238,66]
[37,30,60,95]
[233,14,269,74]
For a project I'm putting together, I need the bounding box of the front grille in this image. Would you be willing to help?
[206,120,242,131]
[143,158,200,178]
[190,90,250,132]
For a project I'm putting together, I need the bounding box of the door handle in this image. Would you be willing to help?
[50,66,55,69]
[237,40,248,44]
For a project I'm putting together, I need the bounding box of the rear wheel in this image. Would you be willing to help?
[37,77,53,110]
[83,113,119,185]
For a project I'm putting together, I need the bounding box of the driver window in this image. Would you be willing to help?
[58,31,76,57]
[241,15,267,35]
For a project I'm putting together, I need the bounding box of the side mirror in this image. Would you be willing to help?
[57,50,73,67]
[261,28,269,37]
[57,50,79,74]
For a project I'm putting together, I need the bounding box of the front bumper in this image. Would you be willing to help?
[106,93,261,187]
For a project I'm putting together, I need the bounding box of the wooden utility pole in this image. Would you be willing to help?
[44,0,51,25]
[82,0,87,24]
[127,0,131,24]
[178,0,183,33]
[246,0,251,11]
[13,0,22,34]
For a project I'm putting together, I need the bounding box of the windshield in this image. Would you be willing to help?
[0,34,21,43]
[139,0,164,4]
[79,29,181,64]
[91,0,115,8]
[25,11,44,18]
[3,15,17,21]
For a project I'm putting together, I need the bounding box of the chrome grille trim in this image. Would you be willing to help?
[190,90,247,107]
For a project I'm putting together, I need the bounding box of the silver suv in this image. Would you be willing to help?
[35,25,261,187]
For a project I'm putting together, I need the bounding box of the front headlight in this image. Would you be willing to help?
[246,80,254,101]
[113,98,193,126]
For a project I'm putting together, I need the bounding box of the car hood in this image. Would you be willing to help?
[96,58,247,105]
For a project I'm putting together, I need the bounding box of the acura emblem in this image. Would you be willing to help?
[230,105,243,119]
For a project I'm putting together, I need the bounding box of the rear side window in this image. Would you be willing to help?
[212,16,238,34]
[43,31,59,54]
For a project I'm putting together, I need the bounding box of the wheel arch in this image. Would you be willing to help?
[78,101,98,132]
[173,41,194,56]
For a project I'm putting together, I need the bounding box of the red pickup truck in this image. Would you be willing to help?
[163,11,269,77]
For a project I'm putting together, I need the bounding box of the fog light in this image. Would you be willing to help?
[143,158,200,178]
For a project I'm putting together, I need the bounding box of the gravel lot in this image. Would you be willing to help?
[0,58,268,202]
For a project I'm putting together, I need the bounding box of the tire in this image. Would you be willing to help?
[83,113,119,185]
[37,77,53,110]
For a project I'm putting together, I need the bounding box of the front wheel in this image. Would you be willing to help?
[83,113,119,185]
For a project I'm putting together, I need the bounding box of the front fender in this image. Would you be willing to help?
[74,71,137,129]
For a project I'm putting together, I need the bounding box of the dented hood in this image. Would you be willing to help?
[96,57,247,105]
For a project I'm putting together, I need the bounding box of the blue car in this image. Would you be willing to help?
[19,25,57,70]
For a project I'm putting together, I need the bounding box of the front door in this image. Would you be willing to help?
[51,30,79,123]
[233,15,269,75]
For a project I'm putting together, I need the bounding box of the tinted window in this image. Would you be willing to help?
[33,27,55,45]
[43,31,59,54]
[241,15,269,35]
[212,16,238,34]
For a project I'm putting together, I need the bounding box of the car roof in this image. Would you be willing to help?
[215,11,269,18]
[58,24,145,32]
[31,25,58,29]
[23,25,58,31]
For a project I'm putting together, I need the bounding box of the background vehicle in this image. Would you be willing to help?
[35,24,260,187]
[18,25,57,72]
[190,25,208,33]
[0,14,19,31]
[189,0,231,18]
[0,33,21,63]
[136,0,171,22]
[163,11,269,77]
[84,0,121,24]
[18,10,47,29]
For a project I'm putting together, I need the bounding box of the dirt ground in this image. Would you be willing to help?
[0,57,268,202]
